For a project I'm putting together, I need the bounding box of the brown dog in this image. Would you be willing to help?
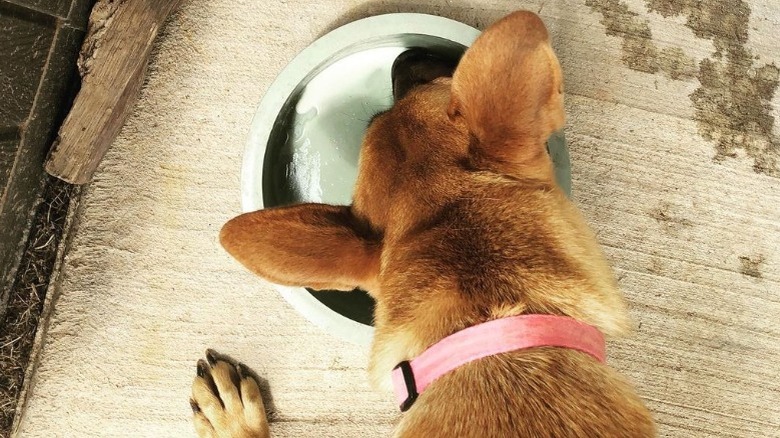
[190,11,656,437]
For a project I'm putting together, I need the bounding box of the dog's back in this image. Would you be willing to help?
[397,351,653,437]
[369,157,655,437]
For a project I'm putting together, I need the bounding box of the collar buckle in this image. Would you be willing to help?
[393,360,419,412]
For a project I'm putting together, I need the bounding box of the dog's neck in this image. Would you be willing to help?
[369,295,564,392]
[369,276,626,394]
[390,314,606,411]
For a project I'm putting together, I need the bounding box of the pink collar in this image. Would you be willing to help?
[391,314,606,411]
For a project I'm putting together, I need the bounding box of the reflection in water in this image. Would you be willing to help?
[279,47,406,205]
[288,107,322,202]
[267,47,408,325]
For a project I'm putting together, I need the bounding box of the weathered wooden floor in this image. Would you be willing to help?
[15,0,780,436]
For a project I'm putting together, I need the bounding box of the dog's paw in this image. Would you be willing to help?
[190,350,270,438]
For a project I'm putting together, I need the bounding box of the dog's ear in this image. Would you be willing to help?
[449,11,564,177]
[220,204,380,292]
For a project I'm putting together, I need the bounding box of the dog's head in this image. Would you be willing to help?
[353,10,564,233]
[221,11,626,335]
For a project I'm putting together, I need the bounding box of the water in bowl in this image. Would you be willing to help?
[264,46,412,326]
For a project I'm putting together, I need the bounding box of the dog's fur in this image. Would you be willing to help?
[190,11,656,437]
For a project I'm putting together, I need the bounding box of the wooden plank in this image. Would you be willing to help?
[4,0,71,18]
[0,19,85,315]
[66,0,92,28]
[0,2,58,312]
[0,3,55,127]
[0,134,19,191]
[44,0,184,185]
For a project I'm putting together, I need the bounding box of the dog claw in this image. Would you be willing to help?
[197,359,209,377]
[237,362,248,379]
[205,349,218,366]
[191,353,269,438]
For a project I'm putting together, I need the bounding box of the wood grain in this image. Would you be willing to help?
[0,0,86,314]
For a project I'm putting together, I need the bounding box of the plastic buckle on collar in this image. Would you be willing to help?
[394,360,419,412]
